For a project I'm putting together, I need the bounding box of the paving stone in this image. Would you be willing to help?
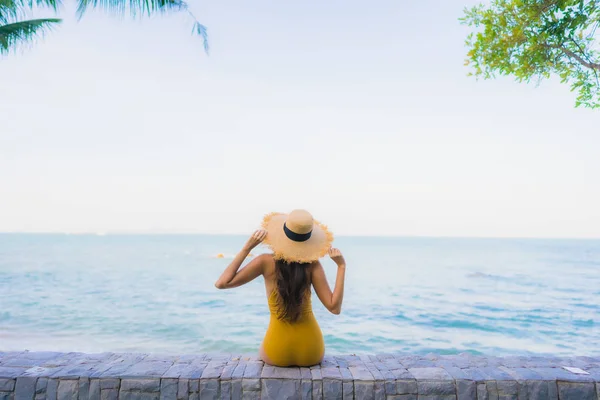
[529,367,594,382]
[161,364,193,379]
[399,359,436,369]
[348,367,373,381]
[96,355,149,378]
[321,357,338,368]
[175,355,204,364]
[417,380,455,396]
[159,379,177,400]
[322,379,342,400]
[0,379,16,392]
[486,381,499,400]
[219,381,230,400]
[385,395,416,400]
[366,367,384,383]
[261,379,301,400]
[373,381,384,400]
[57,380,78,400]
[177,363,207,380]
[459,368,488,382]
[498,367,542,381]
[0,369,27,379]
[388,369,413,380]
[524,380,555,400]
[120,379,160,392]
[231,363,246,380]
[310,369,322,381]
[79,378,89,400]
[176,379,188,400]
[99,380,119,390]
[384,378,395,395]
[297,368,310,380]
[408,367,452,380]
[45,380,58,400]
[498,357,527,368]
[100,389,118,400]
[241,379,260,392]
[497,395,517,400]
[320,368,341,380]
[231,379,241,400]
[456,379,476,400]
[441,367,469,380]
[15,377,37,400]
[119,393,160,400]
[382,360,405,371]
[241,391,259,400]
[188,380,199,393]
[417,396,455,400]
[556,381,596,400]
[241,363,262,380]
[312,380,322,400]
[35,378,47,395]
[3,359,47,369]
[219,364,237,381]
[261,366,301,380]
[88,380,99,400]
[496,380,518,398]
[477,383,488,400]
[341,381,352,400]
[396,380,417,395]
[120,362,173,379]
[480,367,515,381]
[301,380,312,400]
[0,393,14,400]
[547,381,558,400]
[353,381,374,400]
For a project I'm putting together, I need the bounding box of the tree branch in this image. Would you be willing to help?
[546,43,600,70]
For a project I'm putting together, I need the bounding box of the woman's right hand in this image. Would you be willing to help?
[243,229,267,251]
[328,248,346,268]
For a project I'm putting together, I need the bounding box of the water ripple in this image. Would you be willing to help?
[1,234,599,356]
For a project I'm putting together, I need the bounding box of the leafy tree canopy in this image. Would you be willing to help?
[461,0,600,108]
[1,0,207,55]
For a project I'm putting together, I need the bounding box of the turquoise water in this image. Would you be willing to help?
[1,234,599,356]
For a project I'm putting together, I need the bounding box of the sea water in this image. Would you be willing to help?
[1,234,599,356]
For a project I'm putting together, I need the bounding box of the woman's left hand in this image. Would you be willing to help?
[243,229,267,251]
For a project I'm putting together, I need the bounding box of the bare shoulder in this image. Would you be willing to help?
[308,260,322,276]
[257,253,275,274]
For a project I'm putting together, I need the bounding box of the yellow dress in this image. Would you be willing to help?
[263,290,325,367]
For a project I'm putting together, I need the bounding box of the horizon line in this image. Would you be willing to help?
[0,231,599,240]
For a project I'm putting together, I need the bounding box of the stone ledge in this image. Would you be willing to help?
[0,352,599,399]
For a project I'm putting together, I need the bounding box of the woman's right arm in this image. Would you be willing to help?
[312,248,346,315]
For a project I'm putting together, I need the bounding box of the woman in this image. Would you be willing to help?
[214,209,346,367]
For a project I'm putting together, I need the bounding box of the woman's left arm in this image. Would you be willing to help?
[214,230,267,289]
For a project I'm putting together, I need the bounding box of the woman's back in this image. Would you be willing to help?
[214,210,347,367]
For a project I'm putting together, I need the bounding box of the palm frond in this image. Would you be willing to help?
[0,17,61,54]
[192,20,208,53]
[75,0,208,53]
[0,0,23,23]
[76,0,186,20]
[0,0,61,29]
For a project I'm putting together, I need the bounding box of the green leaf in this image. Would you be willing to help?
[0,17,61,55]
[461,0,600,108]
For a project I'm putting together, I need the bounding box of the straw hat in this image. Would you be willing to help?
[261,210,334,263]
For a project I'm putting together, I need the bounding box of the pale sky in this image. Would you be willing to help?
[1,0,599,237]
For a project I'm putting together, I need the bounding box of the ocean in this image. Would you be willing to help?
[0,234,599,356]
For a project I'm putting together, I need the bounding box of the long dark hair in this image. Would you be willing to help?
[274,259,312,322]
